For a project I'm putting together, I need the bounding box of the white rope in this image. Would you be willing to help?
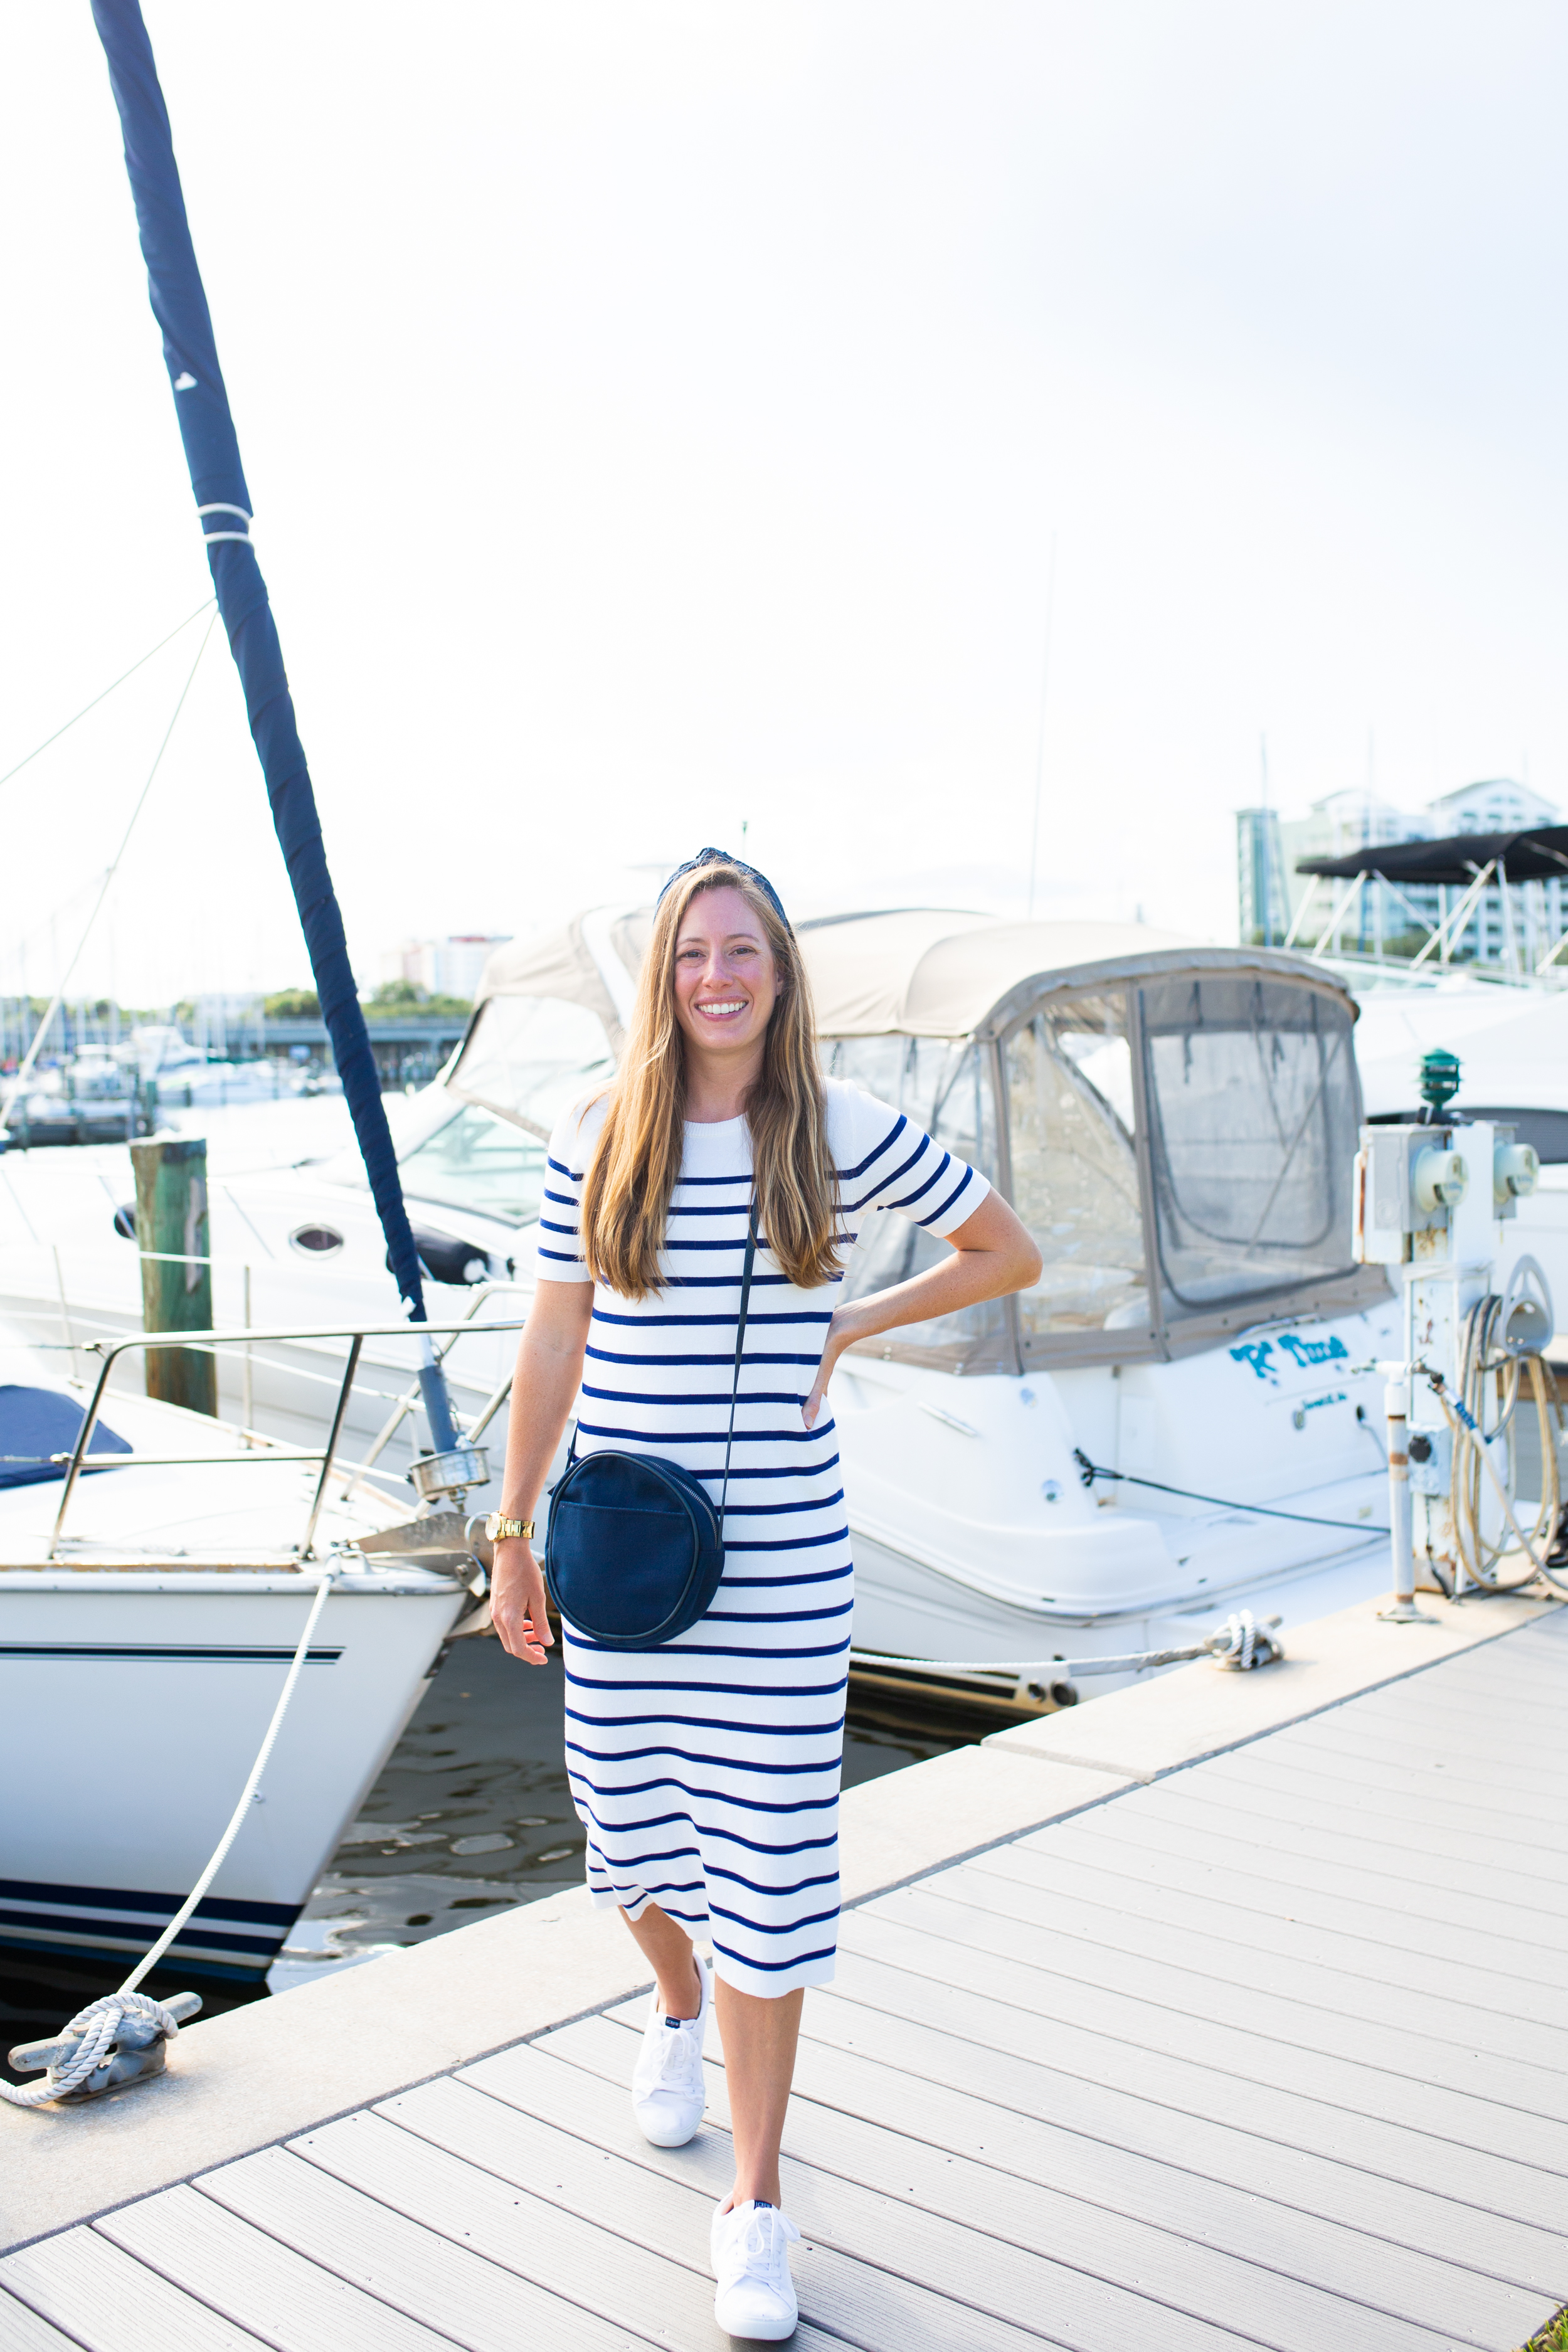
[849,1610,1279,1683]
[2,1569,335,2109]
[0,1994,186,2109]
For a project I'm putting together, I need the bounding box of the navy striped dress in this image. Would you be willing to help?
[537,1079,987,1996]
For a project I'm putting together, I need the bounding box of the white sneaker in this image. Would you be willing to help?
[630,1951,711,2148]
[711,2198,801,2340]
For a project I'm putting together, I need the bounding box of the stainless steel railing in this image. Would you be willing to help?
[48,1311,525,1560]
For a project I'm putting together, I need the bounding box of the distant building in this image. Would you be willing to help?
[1239,777,1564,970]
[1236,809,1291,945]
[1422,780,1564,963]
[1277,791,1428,956]
[383,935,511,1001]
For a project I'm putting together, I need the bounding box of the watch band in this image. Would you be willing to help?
[485,1513,534,1542]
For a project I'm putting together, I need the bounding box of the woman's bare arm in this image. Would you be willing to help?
[802,1190,1041,1428]
[490,1278,595,1662]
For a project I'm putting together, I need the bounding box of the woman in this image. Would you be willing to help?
[490,849,1040,2339]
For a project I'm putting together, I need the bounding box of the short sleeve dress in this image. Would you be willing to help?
[536,1077,988,1997]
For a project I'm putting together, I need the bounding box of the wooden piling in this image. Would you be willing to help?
[130,1134,217,1414]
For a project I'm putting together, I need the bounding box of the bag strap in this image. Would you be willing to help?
[716,1202,759,1540]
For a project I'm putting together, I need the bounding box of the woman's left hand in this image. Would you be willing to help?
[802,1308,854,1429]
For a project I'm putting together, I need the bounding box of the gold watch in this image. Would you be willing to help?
[484,1513,534,1542]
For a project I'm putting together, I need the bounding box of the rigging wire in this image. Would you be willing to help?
[1,608,221,1126]
[1024,531,1059,923]
[0,597,216,792]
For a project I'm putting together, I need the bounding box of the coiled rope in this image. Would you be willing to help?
[2,1569,335,2109]
[1420,1290,1568,1600]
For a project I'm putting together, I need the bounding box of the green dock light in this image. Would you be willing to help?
[1418,1048,1461,1113]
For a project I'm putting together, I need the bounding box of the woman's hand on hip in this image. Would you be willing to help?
[802,1308,856,1429]
[490,1537,554,1665]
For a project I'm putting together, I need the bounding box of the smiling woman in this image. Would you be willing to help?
[486,847,1039,2338]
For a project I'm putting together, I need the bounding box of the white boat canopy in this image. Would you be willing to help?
[445,908,1382,1372]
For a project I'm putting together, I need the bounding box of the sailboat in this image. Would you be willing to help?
[1,0,505,2004]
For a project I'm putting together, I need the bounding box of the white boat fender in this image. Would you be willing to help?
[6,1992,201,2108]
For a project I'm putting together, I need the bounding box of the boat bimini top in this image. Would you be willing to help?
[439,906,1385,1375]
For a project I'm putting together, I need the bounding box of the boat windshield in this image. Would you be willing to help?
[1140,976,1359,1306]
[447,994,615,1138]
[399,1103,551,1227]
[820,1037,1008,1364]
[1004,995,1150,1340]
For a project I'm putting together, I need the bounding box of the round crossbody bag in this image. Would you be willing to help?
[543,1212,758,1649]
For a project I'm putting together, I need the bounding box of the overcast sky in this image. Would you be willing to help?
[3,1,1567,1006]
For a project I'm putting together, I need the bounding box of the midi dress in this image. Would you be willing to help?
[537,1078,988,1997]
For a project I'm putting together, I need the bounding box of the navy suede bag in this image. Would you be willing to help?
[544,1214,758,1648]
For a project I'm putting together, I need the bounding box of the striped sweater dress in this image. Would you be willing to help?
[537,1078,987,1997]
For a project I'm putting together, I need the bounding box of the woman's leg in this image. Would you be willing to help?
[713,1980,804,2207]
[619,1902,704,2020]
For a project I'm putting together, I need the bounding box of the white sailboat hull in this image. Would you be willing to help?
[1,1569,466,1982]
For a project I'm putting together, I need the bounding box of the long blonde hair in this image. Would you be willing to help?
[581,864,838,1298]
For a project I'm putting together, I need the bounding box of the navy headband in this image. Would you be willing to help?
[656,846,792,935]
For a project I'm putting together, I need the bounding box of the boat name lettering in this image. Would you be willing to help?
[1277,1333,1350,1369]
[1230,1332,1349,1382]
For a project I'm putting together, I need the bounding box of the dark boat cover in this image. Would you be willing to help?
[0,1387,132,1490]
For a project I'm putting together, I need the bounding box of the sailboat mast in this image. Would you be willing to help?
[88,1,450,1418]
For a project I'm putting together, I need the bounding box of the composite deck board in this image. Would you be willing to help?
[1360,1665,1568,1730]
[198,2144,644,2352]
[0,2227,270,2352]
[1000,1820,1568,1986]
[12,1613,1565,2351]
[97,2183,465,2352]
[1143,1764,1568,1894]
[1069,1796,1568,1951]
[901,1865,1568,2077]
[289,2099,1069,2352]
[1328,1703,1561,1772]
[453,2042,1339,2352]
[955,1843,1568,2027]
[503,2018,1532,2348]
[801,1953,1568,2195]
[839,1898,1568,2124]
[392,2067,1264,2352]
[824,1935,1568,2173]
[1189,1740,1568,1844]
[1359,1656,1567,1717]
[1266,1717,1560,1799]
[1203,1739,1568,1845]
[1277,1687,1565,1755]
[788,1974,1568,2232]
[585,2000,1568,2300]
[0,2291,83,2352]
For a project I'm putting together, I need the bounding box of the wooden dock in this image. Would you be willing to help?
[4,1597,1567,2349]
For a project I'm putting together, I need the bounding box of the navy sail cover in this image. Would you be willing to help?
[88,0,430,1327]
[0,1387,132,1491]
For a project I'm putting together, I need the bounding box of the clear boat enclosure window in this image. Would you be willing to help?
[447,995,614,1139]
[1004,994,1150,1340]
[1140,976,1359,1308]
[399,1103,549,1227]
[820,1036,1008,1367]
